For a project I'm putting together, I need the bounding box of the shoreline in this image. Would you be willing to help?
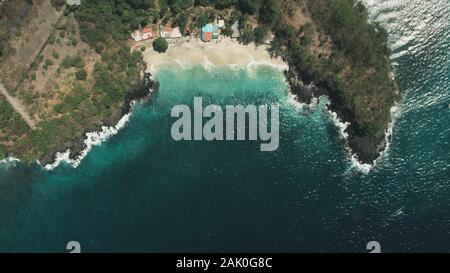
[143,37,288,74]
[39,38,285,170]
[6,37,396,171]
[288,93,399,173]
[37,72,157,168]
[0,156,20,168]
[283,52,399,165]
[327,101,400,174]
[42,111,133,170]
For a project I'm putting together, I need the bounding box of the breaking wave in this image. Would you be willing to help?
[42,110,133,170]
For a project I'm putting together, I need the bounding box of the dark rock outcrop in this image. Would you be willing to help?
[39,72,157,166]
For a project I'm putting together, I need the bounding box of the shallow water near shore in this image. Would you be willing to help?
[0,0,449,252]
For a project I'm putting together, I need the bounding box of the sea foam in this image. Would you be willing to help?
[0,157,20,169]
[327,102,401,174]
[42,111,133,171]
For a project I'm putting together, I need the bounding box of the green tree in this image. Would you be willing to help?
[237,0,261,15]
[51,0,66,8]
[43,59,54,70]
[153,37,168,53]
[240,26,255,44]
[52,50,60,59]
[0,145,6,159]
[75,68,88,80]
[259,0,279,27]
[254,24,268,44]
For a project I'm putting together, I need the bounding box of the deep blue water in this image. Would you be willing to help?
[0,0,448,252]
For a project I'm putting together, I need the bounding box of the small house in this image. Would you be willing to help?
[201,24,214,42]
[202,23,220,42]
[132,26,154,42]
[160,26,183,39]
[171,27,183,38]
[67,0,81,5]
[160,26,173,38]
[264,32,275,44]
[212,24,220,39]
[217,19,225,29]
[231,21,240,38]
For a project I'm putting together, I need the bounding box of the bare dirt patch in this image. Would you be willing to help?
[280,0,333,58]
[0,0,61,91]
[17,14,101,122]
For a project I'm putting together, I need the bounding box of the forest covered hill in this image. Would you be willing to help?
[0,0,398,164]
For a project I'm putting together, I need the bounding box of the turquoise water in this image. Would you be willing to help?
[0,0,449,252]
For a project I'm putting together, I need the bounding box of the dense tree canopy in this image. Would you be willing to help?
[308,0,390,68]
[153,37,169,53]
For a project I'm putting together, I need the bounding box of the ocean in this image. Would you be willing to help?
[0,0,448,252]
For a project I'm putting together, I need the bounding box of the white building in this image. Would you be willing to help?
[231,21,240,38]
[132,26,154,42]
[160,26,182,39]
[264,33,275,44]
[66,0,81,6]
[217,19,225,29]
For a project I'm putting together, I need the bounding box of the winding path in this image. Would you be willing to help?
[0,82,36,129]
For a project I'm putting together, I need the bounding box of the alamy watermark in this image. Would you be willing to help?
[171,97,279,152]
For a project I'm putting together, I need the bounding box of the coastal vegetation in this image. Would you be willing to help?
[0,96,28,159]
[280,0,397,161]
[0,0,396,163]
[0,145,5,160]
[150,0,396,160]
[153,37,169,53]
[1,0,148,161]
[209,0,397,161]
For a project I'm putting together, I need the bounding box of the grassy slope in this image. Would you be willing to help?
[0,96,28,159]
[1,1,146,162]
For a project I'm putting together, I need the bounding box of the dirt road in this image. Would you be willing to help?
[0,82,36,129]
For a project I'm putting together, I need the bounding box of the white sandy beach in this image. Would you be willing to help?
[143,37,288,73]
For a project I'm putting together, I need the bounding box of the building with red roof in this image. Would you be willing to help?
[132,26,154,42]
[160,25,182,39]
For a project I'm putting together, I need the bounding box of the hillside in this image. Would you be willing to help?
[0,0,398,164]
[273,0,399,162]
[0,0,148,162]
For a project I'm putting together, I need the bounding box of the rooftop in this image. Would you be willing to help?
[142,26,153,33]
[66,0,81,6]
[163,26,174,32]
[202,24,214,33]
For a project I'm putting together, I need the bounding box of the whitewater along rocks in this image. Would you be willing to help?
[283,61,396,165]
[284,69,315,104]
[39,72,157,166]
